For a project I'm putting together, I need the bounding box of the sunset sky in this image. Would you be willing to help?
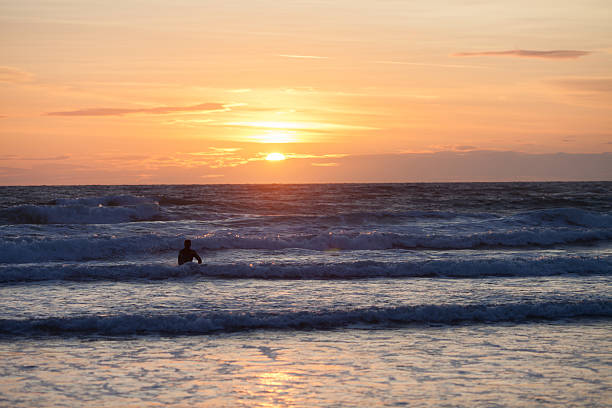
[1,0,611,184]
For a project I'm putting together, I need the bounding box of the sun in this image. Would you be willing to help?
[266,152,286,161]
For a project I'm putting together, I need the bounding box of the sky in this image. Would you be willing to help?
[1,0,611,184]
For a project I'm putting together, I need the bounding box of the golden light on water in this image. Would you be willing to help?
[265,153,286,161]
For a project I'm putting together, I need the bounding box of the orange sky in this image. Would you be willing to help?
[1,0,611,184]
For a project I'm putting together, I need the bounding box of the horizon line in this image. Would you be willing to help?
[1,180,610,187]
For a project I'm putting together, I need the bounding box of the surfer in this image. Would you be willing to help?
[178,239,202,265]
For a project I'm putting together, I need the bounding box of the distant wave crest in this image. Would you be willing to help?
[0,195,161,224]
[514,208,612,228]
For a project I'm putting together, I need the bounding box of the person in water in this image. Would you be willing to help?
[178,239,202,265]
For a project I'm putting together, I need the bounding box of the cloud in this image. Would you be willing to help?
[202,150,612,183]
[187,148,242,157]
[90,154,149,163]
[47,102,228,117]
[452,50,591,59]
[163,118,215,127]
[278,54,329,59]
[3,150,610,184]
[0,66,34,83]
[373,60,488,69]
[0,154,70,161]
[410,144,479,153]
[224,121,378,131]
[549,78,612,93]
[311,162,339,167]
[286,153,347,159]
[455,145,477,151]
[149,148,253,169]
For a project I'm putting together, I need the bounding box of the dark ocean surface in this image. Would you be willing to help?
[1,182,610,406]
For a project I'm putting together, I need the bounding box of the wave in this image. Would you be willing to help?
[1,300,610,336]
[2,225,611,263]
[514,208,612,228]
[0,195,161,224]
[218,210,498,228]
[194,228,612,251]
[0,235,174,263]
[161,207,612,229]
[4,192,610,231]
[1,255,610,283]
[52,195,156,207]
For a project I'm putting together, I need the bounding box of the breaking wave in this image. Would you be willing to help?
[1,300,610,336]
[2,227,611,263]
[0,195,161,224]
[1,255,610,283]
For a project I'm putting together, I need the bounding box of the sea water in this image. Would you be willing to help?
[0,183,610,407]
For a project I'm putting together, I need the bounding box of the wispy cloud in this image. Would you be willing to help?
[549,77,612,93]
[182,148,250,168]
[311,162,340,167]
[225,121,378,131]
[187,148,242,157]
[0,154,70,161]
[452,50,591,59]
[278,54,329,59]
[401,144,480,154]
[285,153,348,160]
[163,118,215,126]
[0,66,34,83]
[454,145,477,151]
[87,149,251,170]
[373,60,488,69]
[205,151,612,183]
[47,102,228,117]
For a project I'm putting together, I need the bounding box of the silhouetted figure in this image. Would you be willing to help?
[178,239,202,265]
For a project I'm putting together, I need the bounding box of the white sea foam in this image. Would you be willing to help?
[1,300,609,336]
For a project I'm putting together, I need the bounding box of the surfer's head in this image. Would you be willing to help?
[184,239,191,249]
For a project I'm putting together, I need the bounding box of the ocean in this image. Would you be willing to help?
[0,182,610,407]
